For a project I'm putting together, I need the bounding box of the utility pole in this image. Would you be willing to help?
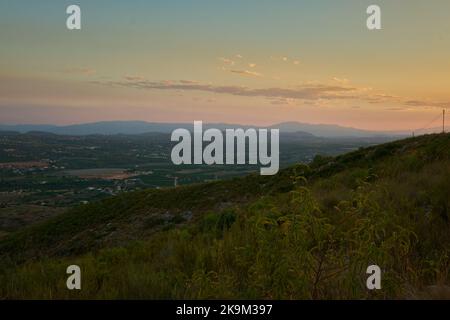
[444,109,446,133]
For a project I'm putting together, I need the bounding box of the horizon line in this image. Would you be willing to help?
[2,119,448,134]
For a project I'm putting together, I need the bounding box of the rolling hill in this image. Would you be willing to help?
[0,133,449,299]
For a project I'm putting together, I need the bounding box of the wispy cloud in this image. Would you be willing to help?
[63,67,96,76]
[179,80,200,84]
[404,100,449,108]
[385,107,408,111]
[97,77,446,111]
[332,77,349,84]
[229,69,263,77]
[124,75,144,81]
[104,79,364,101]
[270,56,301,65]
[212,56,444,110]
[218,57,235,66]
[269,98,296,105]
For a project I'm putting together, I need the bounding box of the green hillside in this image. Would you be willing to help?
[1,133,449,299]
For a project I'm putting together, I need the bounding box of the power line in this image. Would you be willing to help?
[414,112,442,135]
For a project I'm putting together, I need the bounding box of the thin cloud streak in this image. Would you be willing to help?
[95,78,447,110]
[229,69,263,77]
[63,67,96,76]
[104,79,365,101]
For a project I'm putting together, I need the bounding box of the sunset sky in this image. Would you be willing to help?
[1,0,449,131]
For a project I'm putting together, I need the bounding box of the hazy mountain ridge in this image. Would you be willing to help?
[0,121,408,138]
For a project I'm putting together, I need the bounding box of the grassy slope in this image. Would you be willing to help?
[0,133,449,299]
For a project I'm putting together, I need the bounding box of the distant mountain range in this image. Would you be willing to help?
[0,121,410,138]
